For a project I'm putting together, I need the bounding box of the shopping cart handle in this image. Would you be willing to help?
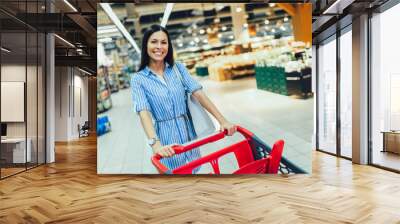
[154,125,253,158]
[151,125,255,173]
[151,131,226,173]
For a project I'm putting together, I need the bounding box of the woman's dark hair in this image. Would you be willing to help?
[139,25,174,71]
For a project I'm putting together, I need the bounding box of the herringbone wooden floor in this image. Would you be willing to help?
[1,136,400,223]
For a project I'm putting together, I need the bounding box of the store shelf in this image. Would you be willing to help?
[97,70,113,113]
[229,64,255,79]
[118,72,131,89]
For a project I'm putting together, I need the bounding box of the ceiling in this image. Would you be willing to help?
[311,0,390,44]
[97,3,292,52]
[0,0,97,74]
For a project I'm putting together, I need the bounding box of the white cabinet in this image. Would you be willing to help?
[1,138,32,163]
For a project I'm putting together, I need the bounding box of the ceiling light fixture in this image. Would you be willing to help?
[54,34,75,48]
[1,47,11,53]
[98,37,113,43]
[323,0,345,14]
[236,7,242,13]
[100,3,140,53]
[284,17,289,22]
[161,3,174,27]
[63,0,78,12]
[222,26,227,31]
[78,67,93,76]
[265,19,270,25]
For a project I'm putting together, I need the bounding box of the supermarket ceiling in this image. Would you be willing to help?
[97,3,294,46]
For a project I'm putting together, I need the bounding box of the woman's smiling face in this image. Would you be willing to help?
[147,31,168,63]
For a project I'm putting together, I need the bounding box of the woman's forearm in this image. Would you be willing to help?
[138,111,163,151]
[139,111,173,156]
[138,111,156,138]
[192,90,227,124]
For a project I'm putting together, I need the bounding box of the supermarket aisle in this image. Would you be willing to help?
[98,77,313,174]
[200,77,313,172]
[97,88,148,173]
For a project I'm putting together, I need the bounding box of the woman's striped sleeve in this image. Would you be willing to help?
[176,62,202,94]
[131,75,151,113]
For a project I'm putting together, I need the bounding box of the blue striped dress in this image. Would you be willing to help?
[131,62,202,173]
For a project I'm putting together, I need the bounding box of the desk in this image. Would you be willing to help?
[382,131,400,154]
[1,138,31,163]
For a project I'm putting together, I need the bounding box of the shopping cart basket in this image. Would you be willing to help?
[151,125,306,174]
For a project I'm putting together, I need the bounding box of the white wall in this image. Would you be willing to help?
[72,72,89,138]
[1,65,25,129]
[1,65,26,81]
[1,65,34,138]
[55,66,69,141]
[1,82,25,122]
[54,67,89,141]
[1,63,46,164]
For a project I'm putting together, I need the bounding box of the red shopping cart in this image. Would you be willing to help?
[151,125,305,174]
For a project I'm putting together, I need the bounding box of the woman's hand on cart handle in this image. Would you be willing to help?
[219,120,236,136]
[153,144,177,157]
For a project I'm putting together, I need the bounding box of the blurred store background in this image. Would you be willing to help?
[96,3,313,174]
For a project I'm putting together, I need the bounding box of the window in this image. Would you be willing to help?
[339,28,352,158]
[317,36,337,154]
[370,2,400,171]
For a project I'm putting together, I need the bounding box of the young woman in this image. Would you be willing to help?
[131,25,236,173]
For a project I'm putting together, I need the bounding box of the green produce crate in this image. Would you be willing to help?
[255,66,288,95]
[196,66,209,77]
